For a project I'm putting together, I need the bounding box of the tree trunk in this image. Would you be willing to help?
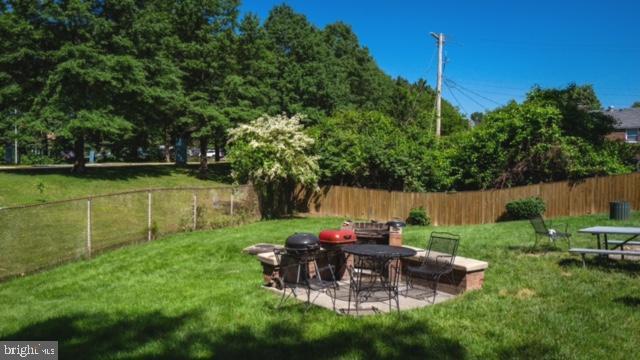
[164,128,171,163]
[214,137,221,162]
[198,137,208,178]
[72,136,86,173]
[42,134,49,157]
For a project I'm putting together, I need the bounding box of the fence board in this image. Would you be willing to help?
[299,173,640,225]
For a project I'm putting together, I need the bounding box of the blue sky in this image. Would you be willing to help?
[240,0,640,116]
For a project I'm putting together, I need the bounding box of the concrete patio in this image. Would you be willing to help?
[266,278,457,316]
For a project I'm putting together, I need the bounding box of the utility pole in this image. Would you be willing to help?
[430,32,445,137]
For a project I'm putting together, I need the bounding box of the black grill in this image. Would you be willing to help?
[285,233,320,255]
[353,222,389,244]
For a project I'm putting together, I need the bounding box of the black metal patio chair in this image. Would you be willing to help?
[346,257,402,314]
[405,232,460,304]
[529,215,571,249]
[273,249,338,310]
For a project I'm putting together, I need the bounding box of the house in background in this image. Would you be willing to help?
[604,108,640,143]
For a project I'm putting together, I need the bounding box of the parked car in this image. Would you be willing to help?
[206,149,216,158]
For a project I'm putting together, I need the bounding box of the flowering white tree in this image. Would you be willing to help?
[227,113,319,218]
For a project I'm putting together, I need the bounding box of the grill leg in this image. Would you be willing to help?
[347,287,352,315]
[278,280,287,308]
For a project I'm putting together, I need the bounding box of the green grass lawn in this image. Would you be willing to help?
[0,164,231,207]
[1,213,640,359]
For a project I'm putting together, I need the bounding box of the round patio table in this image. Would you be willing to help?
[342,244,416,259]
[341,244,416,313]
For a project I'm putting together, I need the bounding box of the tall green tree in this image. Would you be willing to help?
[30,0,148,172]
[321,22,393,112]
[388,78,468,135]
[311,109,442,191]
[128,0,184,162]
[447,100,633,190]
[264,5,336,123]
[525,83,615,144]
[170,0,239,175]
[0,1,59,156]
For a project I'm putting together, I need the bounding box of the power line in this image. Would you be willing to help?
[424,47,437,75]
[445,80,492,111]
[463,38,640,51]
[451,80,640,97]
[445,78,503,106]
[444,81,468,115]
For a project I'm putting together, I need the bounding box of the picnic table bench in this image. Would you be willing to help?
[606,240,640,247]
[569,248,640,267]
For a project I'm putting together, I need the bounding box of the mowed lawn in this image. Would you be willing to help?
[0,164,231,207]
[1,214,640,359]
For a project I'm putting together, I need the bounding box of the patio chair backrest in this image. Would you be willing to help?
[529,215,549,235]
[425,232,460,269]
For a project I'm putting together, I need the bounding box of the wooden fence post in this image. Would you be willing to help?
[230,192,234,216]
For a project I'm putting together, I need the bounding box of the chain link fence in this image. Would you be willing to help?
[0,185,259,280]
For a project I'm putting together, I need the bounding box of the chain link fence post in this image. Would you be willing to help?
[147,191,152,241]
[192,192,197,231]
[230,191,234,216]
[86,198,92,257]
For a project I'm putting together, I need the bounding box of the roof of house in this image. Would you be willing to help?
[601,108,640,130]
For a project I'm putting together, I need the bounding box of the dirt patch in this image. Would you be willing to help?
[498,288,537,299]
[516,288,536,300]
[515,288,536,299]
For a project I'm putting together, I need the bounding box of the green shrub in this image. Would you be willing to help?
[407,207,431,226]
[505,197,546,220]
[19,154,60,165]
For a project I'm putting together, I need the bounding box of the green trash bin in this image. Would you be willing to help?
[610,201,631,220]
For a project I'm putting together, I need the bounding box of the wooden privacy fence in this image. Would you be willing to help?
[297,173,640,226]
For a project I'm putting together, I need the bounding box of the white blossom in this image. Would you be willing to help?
[227,113,320,187]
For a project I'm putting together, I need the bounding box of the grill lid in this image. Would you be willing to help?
[319,229,357,245]
[285,232,320,250]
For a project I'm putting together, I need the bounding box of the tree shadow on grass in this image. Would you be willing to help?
[507,243,563,255]
[559,258,640,277]
[184,162,232,182]
[613,296,640,308]
[1,311,467,359]
[0,311,202,359]
[495,341,560,359]
[207,313,466,360]
[613,295,640,308]
[4,163,232,183]
[6,166,173,180]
